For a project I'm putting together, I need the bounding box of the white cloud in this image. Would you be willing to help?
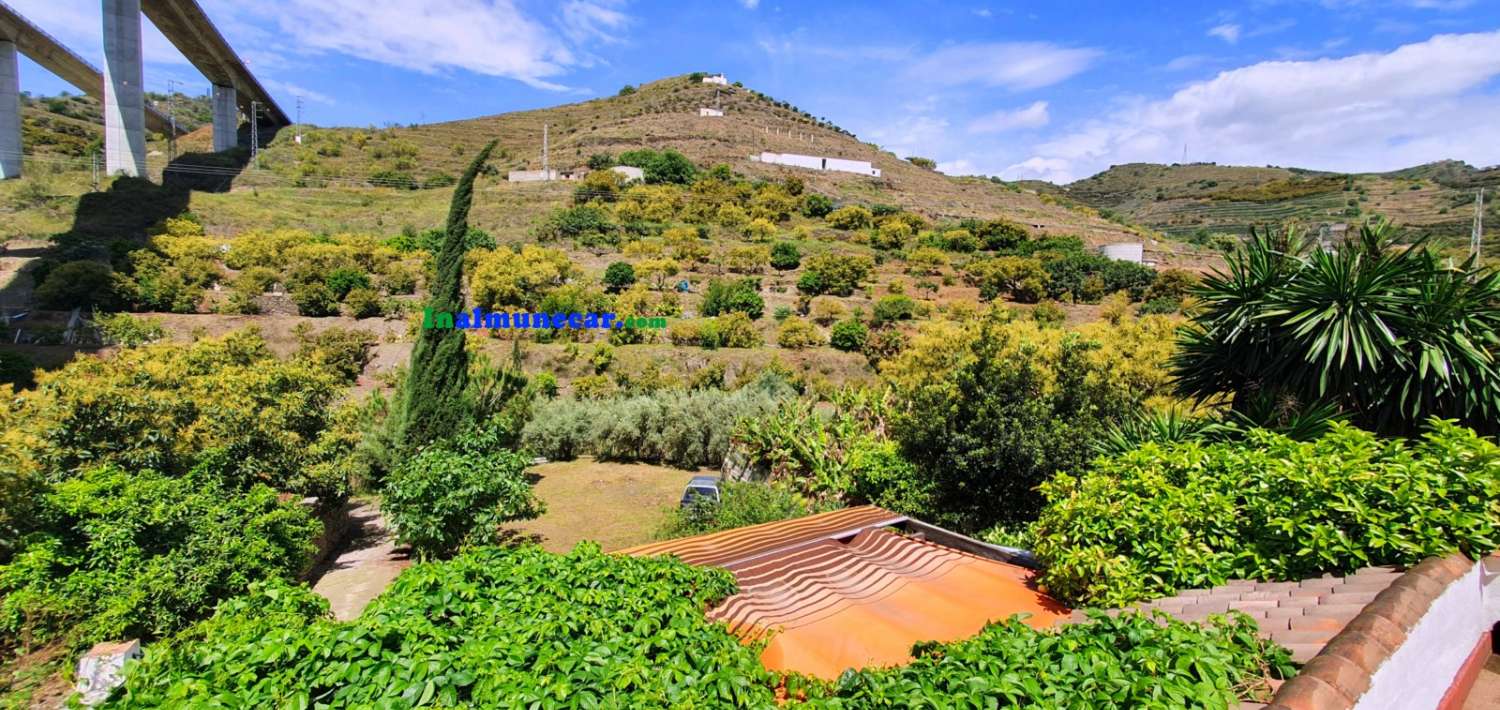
[904,42,1101,91]
[235,0,627,91]
[936,158,976,175]
[968,101,1050,134]
[261,78,336,106]
[1165,54,1214,72]
[1208,23,1242,44]
[1005,31,1500,183]
[740,0,760,8]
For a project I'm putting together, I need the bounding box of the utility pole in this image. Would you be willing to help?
[166,79,178,161]
[249,100,260,169]
[542,123,549,180]
[295,96,303,145]
[1474,187,1485,265]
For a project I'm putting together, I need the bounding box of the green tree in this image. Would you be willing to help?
[400,141,496,450]
[701,277,764,320]
[770,241,801,270]
[602,261,636,293]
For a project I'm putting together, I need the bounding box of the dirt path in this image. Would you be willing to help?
[309,501,411,621]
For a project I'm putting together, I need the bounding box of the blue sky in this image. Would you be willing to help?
[9,0,1500,182]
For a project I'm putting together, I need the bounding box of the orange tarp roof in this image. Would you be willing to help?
[622,507,1069,680]
[617,505,909,567]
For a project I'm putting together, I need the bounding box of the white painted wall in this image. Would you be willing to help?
[756,152,881,177]
[702,74,727,85]
[699,107,724,117]
[508,169,560,182]
[1100,243,1145,263]
[610,165,644,181]
[1355,562,1486,710]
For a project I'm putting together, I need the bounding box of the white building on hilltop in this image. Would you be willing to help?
[702,74,728,85]
[752,151,881,177]
[699,107,724,117]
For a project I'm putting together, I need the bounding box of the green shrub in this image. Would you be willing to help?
[776,316,823,349]
[522,385,791,469]
[1032,421,1500,607]
[822,612,1291,707]
[383,443,542,559]
[537,205,616,243]
[617,148,696,185]
[35,261,133,311]
[872,294,919,325]
[829,318,869,352]
[602,261,636,292]
[798,252,874,296]
[825,205,873,230]
[657,481,810,539]
[341,287,383,319]
[323,267,372,299]
[801,193,833,218]
[0,465,318,649]
[105,546,778,707]
[701,277,764,320]
[713,311,762,348]
[0,352,34,389]
[293,326,375,382]
[770,241,801,270]
[95,312,165,347]
[290,282,339,316]
[1031,300,1066,326]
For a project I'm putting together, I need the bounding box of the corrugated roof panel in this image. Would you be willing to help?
[617,505,908,567]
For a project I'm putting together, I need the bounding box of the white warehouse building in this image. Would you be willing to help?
[753,151,881,177]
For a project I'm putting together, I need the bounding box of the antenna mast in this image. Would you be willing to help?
[542,123,549,180]
[1473,187,1485,265]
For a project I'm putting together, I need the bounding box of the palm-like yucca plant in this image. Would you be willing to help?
[1172,219,1500,436]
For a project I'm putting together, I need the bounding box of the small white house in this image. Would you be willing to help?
[507,169,580,183]
[610,165,644,181]
[701,74,728,85]
[1099,243,1144,264]
[699,107,724,117]
[752,151,881,178]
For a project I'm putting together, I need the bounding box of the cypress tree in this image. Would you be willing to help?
[399,140,497,449]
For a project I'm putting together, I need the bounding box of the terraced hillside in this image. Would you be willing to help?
[1065,161,1500,253]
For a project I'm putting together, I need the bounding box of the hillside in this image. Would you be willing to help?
[1063,161,1499,253]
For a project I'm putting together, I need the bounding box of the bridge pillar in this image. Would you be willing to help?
[211,84,237,151]
[102,0,145,177]
[0,40,20,180]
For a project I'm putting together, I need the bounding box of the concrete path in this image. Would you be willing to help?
[309,501,410,621]
[1462,654,1500,710]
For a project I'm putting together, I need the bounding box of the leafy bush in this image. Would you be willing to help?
[829,318,869,352]
[966,256,1048,303]
[798,252,874,296]
[701,277,765,320]
[522,385,792,469]
[801,193,833,218]
[293,326,375,382]
[96,312,166,347]
[1033,421,1500,607]
[289,281,339,316]
[872,295,919,325]
[323,267,371,299]
[825,205,873,230]
[536,205,617,243]
[383,443,542,559]
[0,352,35,389]
[469,245,577,310]
[341,287,383,319]
[106,545,779,707]
[821,612,1291,708]
[776,316,824,349]
[0,465,318,649]
[0,330,345,501]
[35,261,133,311]
[618,148,696,185]
[657,481,810,539]
[602,261,636,292]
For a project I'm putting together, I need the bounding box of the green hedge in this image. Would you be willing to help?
[1033,420,1500,607]
[106,545,778,707]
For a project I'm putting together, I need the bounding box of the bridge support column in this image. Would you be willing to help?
[0,41,20,180]
[211,84,237,151]
[102,0,145,177]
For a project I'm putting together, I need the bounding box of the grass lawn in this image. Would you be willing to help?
[502,457,708,552]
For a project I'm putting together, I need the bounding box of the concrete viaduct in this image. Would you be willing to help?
[0,0,287,180]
